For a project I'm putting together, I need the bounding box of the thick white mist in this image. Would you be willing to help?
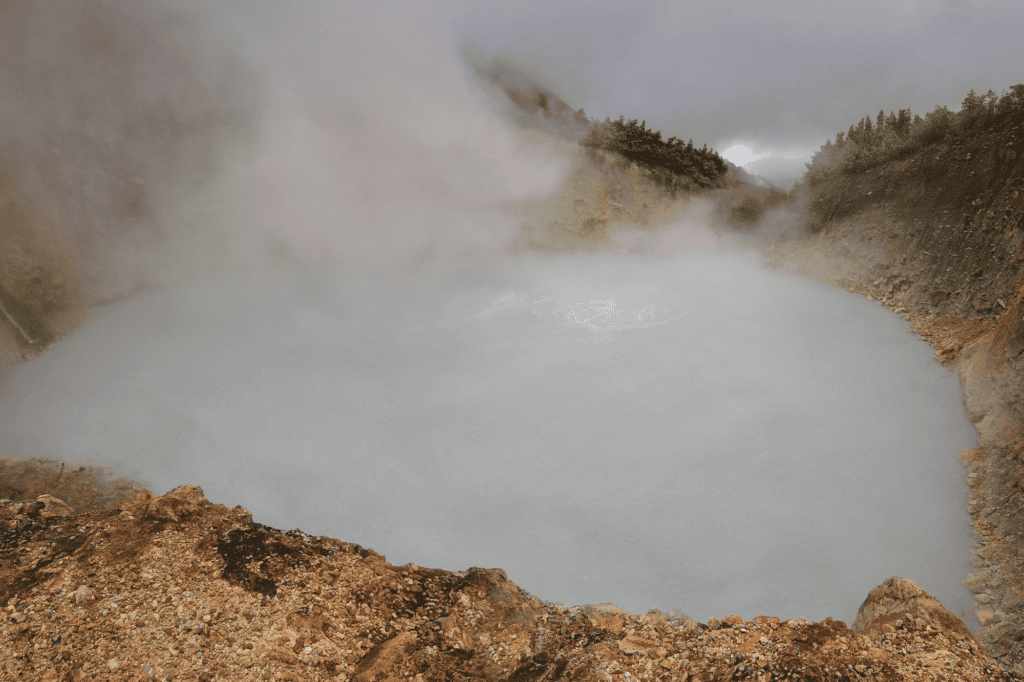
[0,0,980,632]
[0,243,978,626]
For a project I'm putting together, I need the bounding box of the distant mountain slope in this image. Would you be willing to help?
[472,56,593,141]
[473,56,730,192]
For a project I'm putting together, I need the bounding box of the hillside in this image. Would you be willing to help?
[776,100,1024,671]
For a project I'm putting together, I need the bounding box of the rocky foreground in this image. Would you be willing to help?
[1,485,1019,682]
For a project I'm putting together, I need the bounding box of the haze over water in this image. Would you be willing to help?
[0,240,979,627]
[0,0,1003,634]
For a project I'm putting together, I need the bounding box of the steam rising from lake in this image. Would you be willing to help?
[0,240,979,625]
[0,0,979,629]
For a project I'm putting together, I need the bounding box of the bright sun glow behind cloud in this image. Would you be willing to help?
[722,144,773,167]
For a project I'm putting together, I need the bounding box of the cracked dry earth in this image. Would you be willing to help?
[1,486,1020,682]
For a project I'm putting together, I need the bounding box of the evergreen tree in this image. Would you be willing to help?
[984,90,998,113]
[961,89,982,113]
[896,109,911,134]
[997,84,1024,113]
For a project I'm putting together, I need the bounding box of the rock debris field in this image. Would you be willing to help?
[1,486,1019,682]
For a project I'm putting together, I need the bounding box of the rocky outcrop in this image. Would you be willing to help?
[853,577,975,642]
[1,486,1019,682]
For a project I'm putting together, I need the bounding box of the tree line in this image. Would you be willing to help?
[804,83,1024,185]
[580,114,729,191]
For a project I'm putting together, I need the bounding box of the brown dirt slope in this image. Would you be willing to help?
[794,110,1024,671]
[2,485,1018,682]
[0,457,147,515]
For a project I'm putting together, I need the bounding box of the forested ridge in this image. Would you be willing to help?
[804,83,1024,185]
[581,114,728,191]
[484,59,730,193]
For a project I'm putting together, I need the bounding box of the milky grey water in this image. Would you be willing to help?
[0,248,979,626]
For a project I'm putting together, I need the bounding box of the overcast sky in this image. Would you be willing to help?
[197,0,1024,189]
[451,0,1023,164]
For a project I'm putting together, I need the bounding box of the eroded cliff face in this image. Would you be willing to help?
[2,486,1019,682]
[784,111,1024,671]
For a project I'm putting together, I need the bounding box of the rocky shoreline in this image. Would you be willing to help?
[2,486,1019,682]
[778,110,1024,672]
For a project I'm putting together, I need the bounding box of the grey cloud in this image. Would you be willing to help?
[455,0,1024,177]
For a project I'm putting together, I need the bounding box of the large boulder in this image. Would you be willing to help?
[853,577,975,641]
[123,484,210,523]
